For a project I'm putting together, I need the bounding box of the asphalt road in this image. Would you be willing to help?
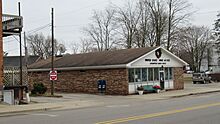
[1,93,220,124]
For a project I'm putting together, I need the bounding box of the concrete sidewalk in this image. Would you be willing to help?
[129,83,220,100]
[1,83,220,116]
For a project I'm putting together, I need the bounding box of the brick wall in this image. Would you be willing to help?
[28,68,129,95]
[173,67,184,90]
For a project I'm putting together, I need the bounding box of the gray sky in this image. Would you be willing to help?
[3,0,220,56]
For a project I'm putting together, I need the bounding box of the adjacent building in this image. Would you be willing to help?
[28,47,188,95]
[1,1,23,101]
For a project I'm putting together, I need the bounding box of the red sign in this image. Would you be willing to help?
[50,70,57,81]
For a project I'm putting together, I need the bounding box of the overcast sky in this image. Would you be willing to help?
[2,0,220,56]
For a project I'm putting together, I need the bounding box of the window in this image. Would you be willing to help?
[142,68,147,81]
[129,69,134,82]
[169,68,173,79]
[154,68,159,81]
[148,68,153,81]
[135,68,141,82]
[165,68,169,80]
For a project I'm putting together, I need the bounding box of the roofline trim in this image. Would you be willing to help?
[161,47,188,65]
[28,64,127,72]
[127,46,159,66]
[127,46,188,66]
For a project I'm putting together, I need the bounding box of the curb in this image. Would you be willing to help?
[170,90,220,98]
[0,106,62,117]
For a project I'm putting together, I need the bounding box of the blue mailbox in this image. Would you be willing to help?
[98,80,106,93]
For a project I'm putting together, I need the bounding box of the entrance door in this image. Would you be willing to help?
[159,71,165,90]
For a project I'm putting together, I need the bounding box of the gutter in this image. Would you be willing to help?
[28,64,127,72]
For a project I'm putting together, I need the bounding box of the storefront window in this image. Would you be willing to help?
[154,68,159,81]
[148,68,153,81]
[135,68,141,82]
[128,67,171,83]
[129,69,134,82]
[142,68,147,81]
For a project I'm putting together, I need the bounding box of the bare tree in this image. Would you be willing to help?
[145,0,168,46]
[27,33,45,57]
[115,0,141,48]
[70,42,79,54]
[57,43,67,55]
[176,26,212,72]
[213,12,220,64]
[166,0,192,50]
[79,38,94,53]
[27,33,66,58]
[133,0,151,47]
[83,7,118,51]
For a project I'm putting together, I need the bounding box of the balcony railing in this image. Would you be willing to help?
[2,14,23,37]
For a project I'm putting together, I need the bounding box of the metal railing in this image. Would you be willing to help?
[2,14,23,36]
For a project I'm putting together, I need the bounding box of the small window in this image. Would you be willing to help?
[142,68,148,81]
[148,68,153,81]
[129,69,134,82]
[169,68,173,79]
[165,68,169,80]
[135,68,141,82]
[154,68,159,81]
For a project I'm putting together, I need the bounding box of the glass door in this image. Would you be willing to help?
[159,71,165,90]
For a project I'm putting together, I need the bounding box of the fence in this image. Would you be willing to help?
[3,66,28,86]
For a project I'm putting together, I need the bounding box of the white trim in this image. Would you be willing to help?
[126,46,188,67]
[126,47,159,67]
[162,47,188,65]
[28,64,127,72]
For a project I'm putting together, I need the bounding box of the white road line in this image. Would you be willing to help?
[31,113,58,117]
[106,104,130,108]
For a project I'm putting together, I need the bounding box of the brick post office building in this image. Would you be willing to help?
[28,47,188,95]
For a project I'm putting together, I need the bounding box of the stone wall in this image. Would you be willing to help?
[28,68,129,95]
[173,67,184,90]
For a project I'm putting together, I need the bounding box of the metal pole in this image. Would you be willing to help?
[51,8,54,96]
[167,0,172,50]
[24,32,28,67]
[18,2,22,86]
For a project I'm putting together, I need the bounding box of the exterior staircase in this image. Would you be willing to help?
[2,14,23,37]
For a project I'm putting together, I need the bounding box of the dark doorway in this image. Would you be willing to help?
[159,71,165,90]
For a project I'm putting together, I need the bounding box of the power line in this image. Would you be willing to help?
[55,24,84,28]
[12,35,25,47]
[3,39,16,43]
[5,47,19,52]
[56,0,110,17]
[196,10,220,15]
[26,23,51,34]
[21,0,116,25]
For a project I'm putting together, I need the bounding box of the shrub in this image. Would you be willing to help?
[31,83,47,95]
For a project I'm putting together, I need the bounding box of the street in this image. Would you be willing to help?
[1,92,220,124]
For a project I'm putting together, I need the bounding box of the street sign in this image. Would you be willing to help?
[50,70,57,81]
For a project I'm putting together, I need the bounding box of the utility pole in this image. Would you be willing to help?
[167,0,172,50]
[24,32,28,67]
[51,8,54,96]
[18,2,23,86]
